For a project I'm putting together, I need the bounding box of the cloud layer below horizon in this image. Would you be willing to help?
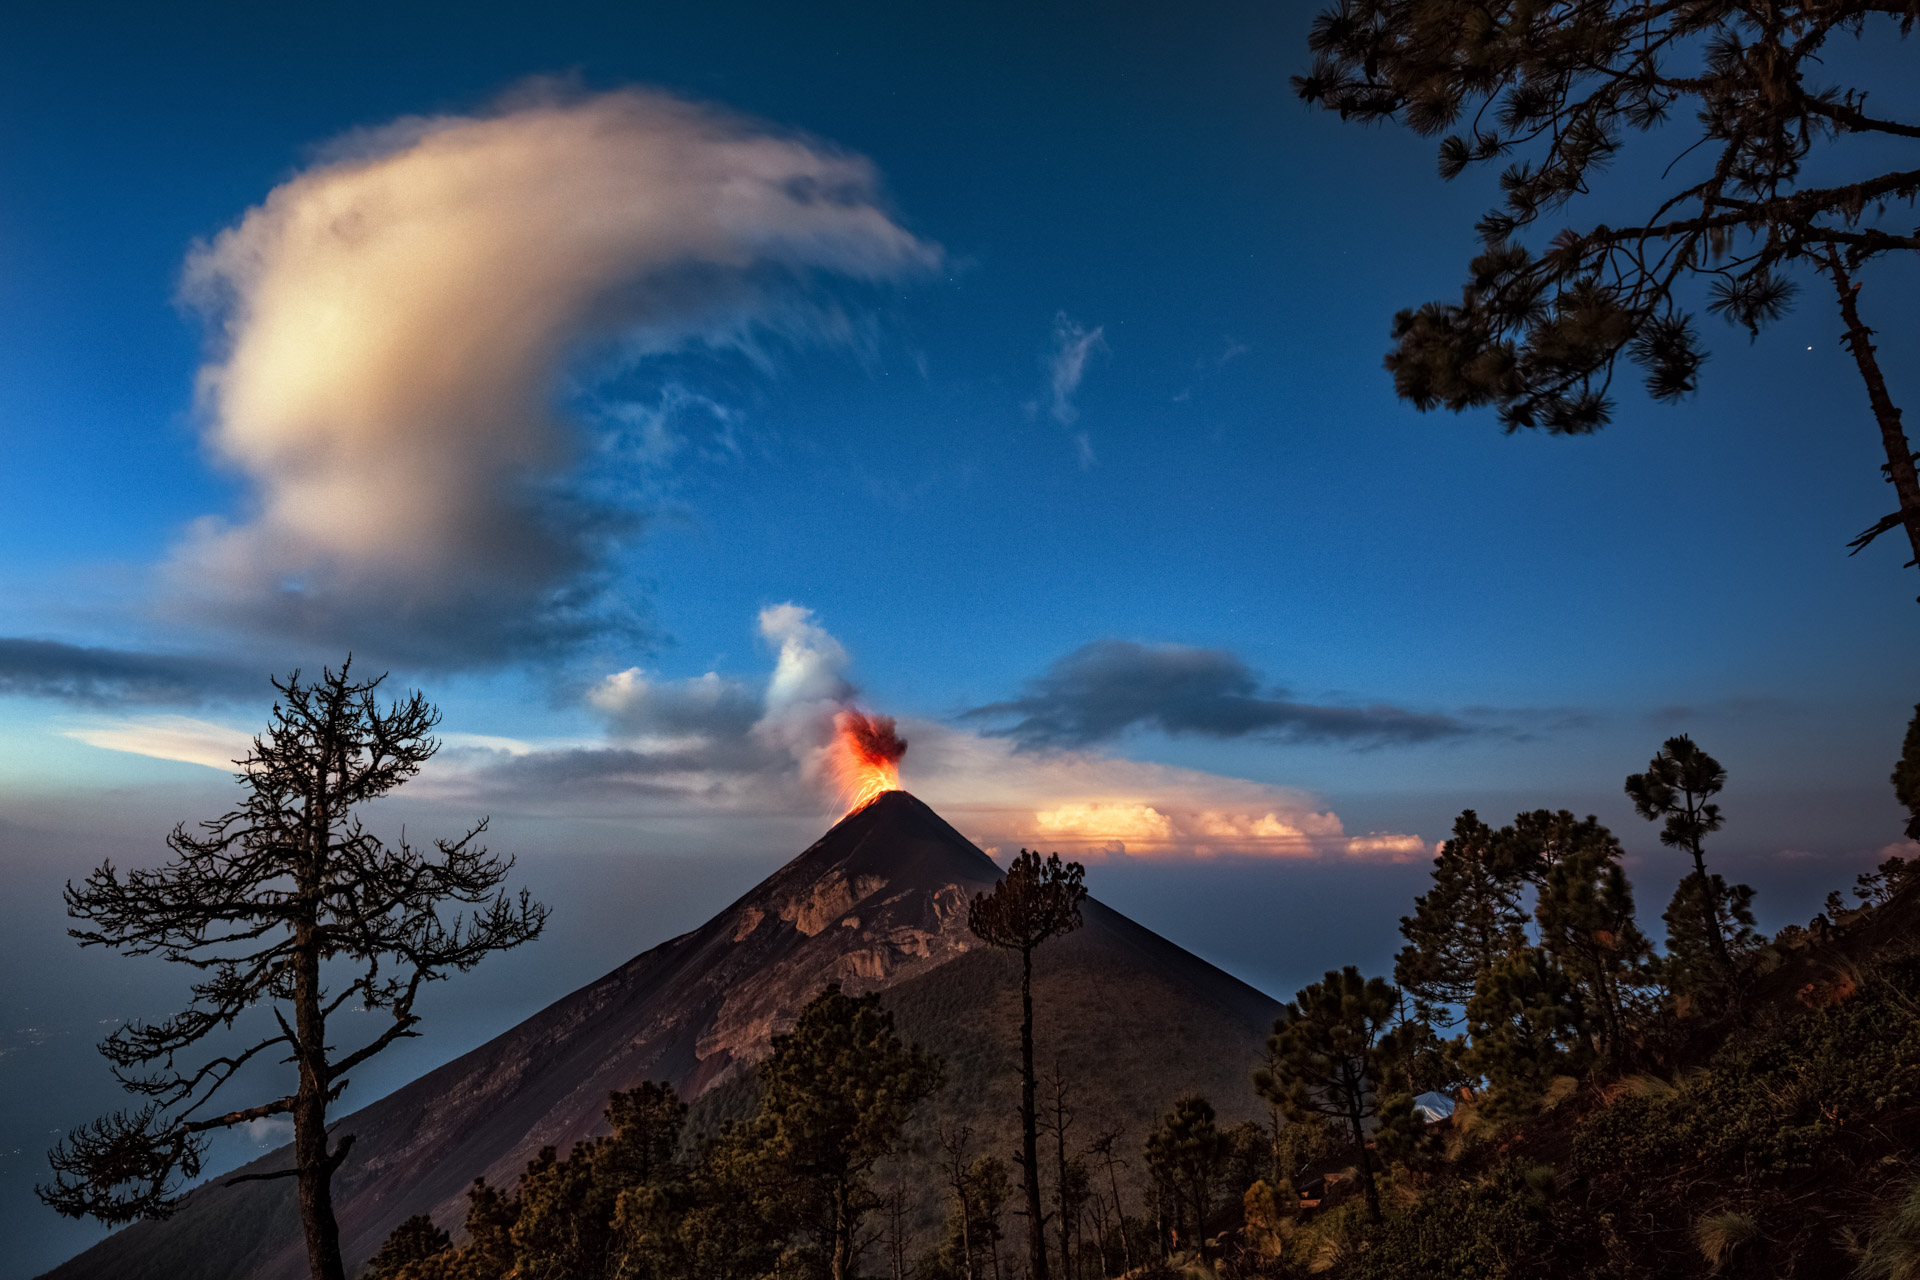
[167,86,940,666]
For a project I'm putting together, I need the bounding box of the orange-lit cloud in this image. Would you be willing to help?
[1342,833,1434,863]
[1034,802,1174,843]
[64,717,253,772]
[889,715,1411,861]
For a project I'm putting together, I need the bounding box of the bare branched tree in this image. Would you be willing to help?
[1297,0,1920,590]
[1041,1062,1077,1279]
[1087,1127,1134,1277]
[39,661,549,1280]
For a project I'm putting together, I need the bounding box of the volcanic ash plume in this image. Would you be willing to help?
[830,710,907,814]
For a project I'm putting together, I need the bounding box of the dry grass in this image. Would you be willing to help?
[1694,1210,1762,1270]
[1854,1178,1920,1280]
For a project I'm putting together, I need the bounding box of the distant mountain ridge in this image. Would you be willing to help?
[42,791,1281,1280]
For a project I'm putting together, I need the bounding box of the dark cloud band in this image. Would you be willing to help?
[964,639,1468,749]
[0,639,263,706]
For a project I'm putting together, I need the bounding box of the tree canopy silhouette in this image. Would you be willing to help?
[1895,704,1920,841]
[967,849,1088,1280]
[1626,734,1746,983]
[1145,1094,1230,1262]
[754,983,944,1280]
[1255,966,1410,1222]
[1296,0,1920,588]
[1394,810,1529,1024]
[41,661,548,1280]
[1521,812,1654,1070]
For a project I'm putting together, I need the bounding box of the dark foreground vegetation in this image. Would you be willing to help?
[39,662,1920,1280]
[359,716,1920,1280]
[1293,0,1920,594]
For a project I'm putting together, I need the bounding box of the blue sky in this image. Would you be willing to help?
[3,1,1918,1272]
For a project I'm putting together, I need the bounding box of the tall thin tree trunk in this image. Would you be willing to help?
[1049,1071,1072,1280]
[1689,840,1733,975]
[1345,1066,1380,1223]
[959,1175,977,1280]
[1019,941,1048,1280]
[292,928,345,1280]
[1828,249,1920,584]
[1102,1149,1131,1277]
[832,1179,854,1280]
[890,1187,907,1280]
[293,750,346,1280]
[1192,1178,1210,1264]
[1591,954,1624,1071]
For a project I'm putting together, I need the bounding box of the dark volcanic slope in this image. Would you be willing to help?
[43,792,1280,1280]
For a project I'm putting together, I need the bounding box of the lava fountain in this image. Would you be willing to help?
[829,709,908,814]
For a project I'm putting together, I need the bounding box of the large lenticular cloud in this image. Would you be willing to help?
[169,86,939,664]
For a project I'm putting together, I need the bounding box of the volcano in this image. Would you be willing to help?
[41,792,1282,1280]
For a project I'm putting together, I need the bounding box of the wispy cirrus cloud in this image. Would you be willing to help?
[167,84,940,667]
[1031,312,1108,467]
[964,639,1470,750]
[64,716,255,772]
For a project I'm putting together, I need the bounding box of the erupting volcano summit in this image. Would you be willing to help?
[827,708,907,813]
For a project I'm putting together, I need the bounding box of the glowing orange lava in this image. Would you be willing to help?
[829,709,908,814]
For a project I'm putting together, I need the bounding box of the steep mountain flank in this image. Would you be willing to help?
[42,792,1280,1280]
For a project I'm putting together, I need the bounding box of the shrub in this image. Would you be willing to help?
[1343,1162,1556,1280]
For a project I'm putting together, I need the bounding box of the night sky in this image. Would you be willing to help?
[3,1,1917,1273]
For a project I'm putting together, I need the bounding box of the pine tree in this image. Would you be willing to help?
[40,662,547,1280]
[610,1123,780,1280]
[1895,705,1920,841]
[1394,811,1530,1024]
[410,1178,517,1280]
[1254,967,1408,1222]
[512,1086,688,1280]
[753,984,943,1280]
[372,1084,689,1280]
[1144,1095,1229,1262]
[512,1145,604,1280]
[1855,853,1920,908]
[967,849,1087,1280]
[927,1153,1011,1280]
[1295,0,1920,594]
[1662,874,1761,1000]
[1521,812,1655,1070]
[1462,947,1587,1120]
[361,1216,451,1280]
[1627,735,1746,980]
